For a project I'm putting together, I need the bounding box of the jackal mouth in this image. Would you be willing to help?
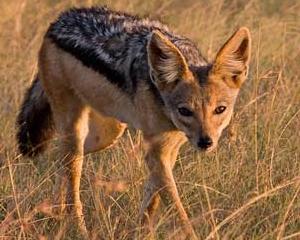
[187,138,217,153]
[202,145,216,153]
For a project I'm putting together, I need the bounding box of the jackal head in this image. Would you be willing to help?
[148,28,251,152]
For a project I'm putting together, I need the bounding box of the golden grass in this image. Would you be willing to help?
[0,0,299,239]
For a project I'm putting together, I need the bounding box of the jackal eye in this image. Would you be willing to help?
[214,106,226,114]
[178,107,193,117]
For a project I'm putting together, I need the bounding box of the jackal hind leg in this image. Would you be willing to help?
[84,110,126,154]
[140,132,197,238]
[50,89,89,236]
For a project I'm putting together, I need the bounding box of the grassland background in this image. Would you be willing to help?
[0,0,299,239]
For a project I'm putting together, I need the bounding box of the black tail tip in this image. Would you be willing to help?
[16,77,54,158]
[16,124,47,157]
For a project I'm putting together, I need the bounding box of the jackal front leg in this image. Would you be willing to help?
[140,131,196,238]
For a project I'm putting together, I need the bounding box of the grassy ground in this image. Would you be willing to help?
[0,0,299,239]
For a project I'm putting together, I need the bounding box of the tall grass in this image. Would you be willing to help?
[0,0,299,239]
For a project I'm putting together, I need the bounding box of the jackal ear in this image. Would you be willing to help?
[212,27,251,88]
[147,31,190,91]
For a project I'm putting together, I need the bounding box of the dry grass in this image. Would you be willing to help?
[0,0,299,239]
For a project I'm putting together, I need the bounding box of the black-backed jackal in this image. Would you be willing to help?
[17,6,251,238]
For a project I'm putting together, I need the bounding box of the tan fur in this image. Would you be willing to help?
[37,27,251,238]
[84,111,126,154]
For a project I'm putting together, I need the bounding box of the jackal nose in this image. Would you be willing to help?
[198,136,213,149]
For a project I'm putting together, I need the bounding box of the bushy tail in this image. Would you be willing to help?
[16,77,54,157]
